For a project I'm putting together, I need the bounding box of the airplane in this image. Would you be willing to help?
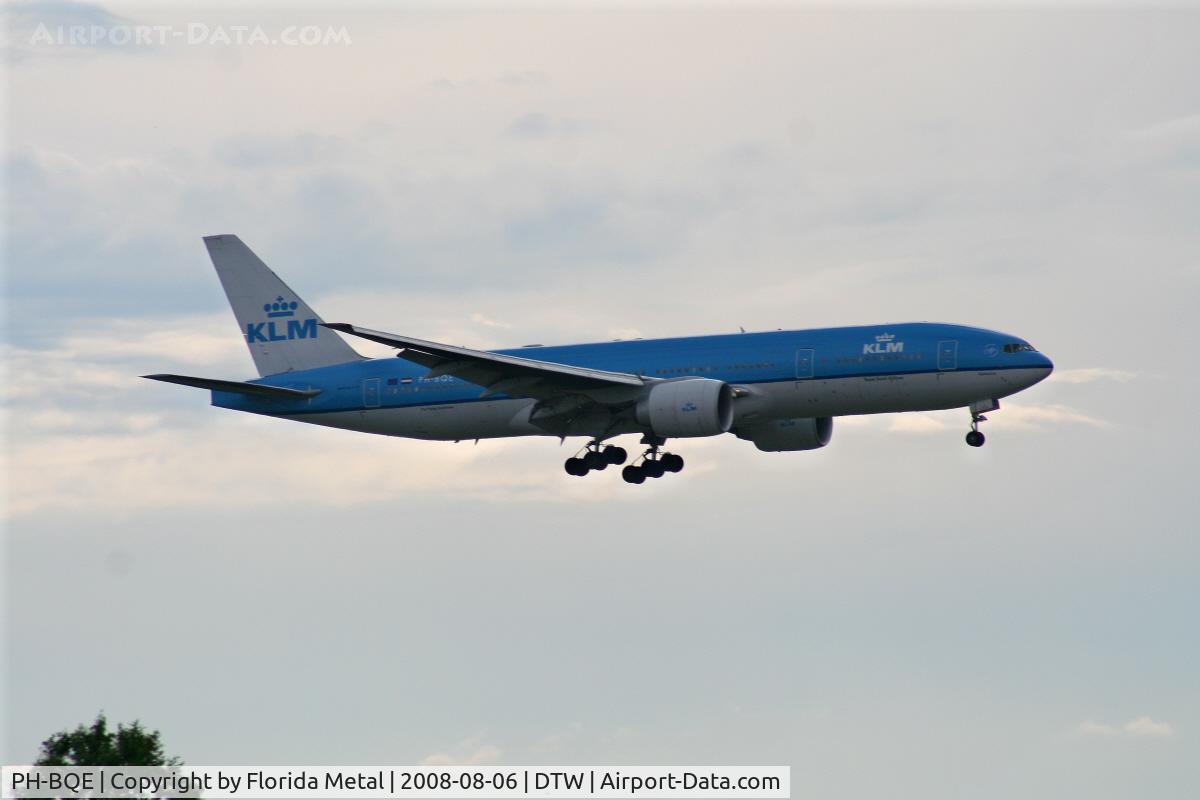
[145,235,1055,484]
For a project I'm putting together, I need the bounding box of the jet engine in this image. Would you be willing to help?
[636,378,734,438]
[735,417,833,452]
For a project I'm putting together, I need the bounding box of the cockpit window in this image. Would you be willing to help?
[1003,343,1037,353]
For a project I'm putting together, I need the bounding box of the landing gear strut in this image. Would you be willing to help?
[621,435,685,484]
[965,413,987,447]
[964,399,999,447]
[564,440,628,476]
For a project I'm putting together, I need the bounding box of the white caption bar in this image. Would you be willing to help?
[2,766,790,799]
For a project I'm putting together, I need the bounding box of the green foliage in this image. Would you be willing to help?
[33,713,181,766]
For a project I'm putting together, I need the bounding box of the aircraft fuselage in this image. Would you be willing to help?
[213,321,1053,441]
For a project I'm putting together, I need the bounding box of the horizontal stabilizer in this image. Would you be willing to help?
[142,374,321,399]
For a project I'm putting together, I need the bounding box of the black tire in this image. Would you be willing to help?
[622,465,645,484]
[661,453,684,473]
[604,446,628,465]
[966,430,986,447]
[584,450,607,470]
[565,457,588,476]
[642,459,666,478]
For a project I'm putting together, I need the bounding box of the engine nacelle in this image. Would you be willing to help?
[636,378,734,438]
[736,417,833,452]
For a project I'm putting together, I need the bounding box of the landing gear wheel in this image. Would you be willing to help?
[622,465,646,484]
[642,459,666,478]
[565,457,588,476]
[964,406,991,448]
[660,453,684,473]
[604,445,628,465]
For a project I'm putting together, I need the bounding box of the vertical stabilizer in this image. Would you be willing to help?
[204,234,362,376]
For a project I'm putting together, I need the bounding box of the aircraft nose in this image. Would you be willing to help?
[1029,352,1054,386]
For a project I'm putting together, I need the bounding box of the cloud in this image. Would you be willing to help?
[504,112,589,140]
[506,112,554,139]
[991,403,1110,431]
[470,312,512,329]
[1128,112,1200,142]
[607,328,644,341]
[530,722,584,755]
[2,315,660,517]
[420,736,502,766]
[1075,717,1175,739]
[1124,717,1174,738]
[1075,720,1119,737]
[5,413,645,517]
[4,397,651,517]
[887,414,949,434]
[213,133,346,169]
[5,1,137,62]
[875,402,1108,435]
[1,316,245,403]
[430,77,479,91]
[8,0,124,30]
[499,69,547,87]
[1050,368,1136,385]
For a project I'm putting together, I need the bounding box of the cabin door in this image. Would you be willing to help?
[363,377,382,408]
[937,340,958,371]
[795,349,815,380]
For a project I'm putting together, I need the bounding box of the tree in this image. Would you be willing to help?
[33,713,181,766]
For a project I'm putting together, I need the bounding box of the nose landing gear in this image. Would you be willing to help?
[964,399,999,448]
[965,412,987,447]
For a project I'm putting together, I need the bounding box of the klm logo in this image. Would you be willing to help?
[246,296,318,344]
[680,401,698,413]
[863,332,904,355]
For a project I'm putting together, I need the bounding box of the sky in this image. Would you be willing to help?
[3,2,1199,797]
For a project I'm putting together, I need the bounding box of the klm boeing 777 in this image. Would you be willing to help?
[146,235,1054,484]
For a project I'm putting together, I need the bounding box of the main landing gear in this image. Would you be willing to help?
[564,436,686,483]
[620,435,685,484]
[564,440,628,476]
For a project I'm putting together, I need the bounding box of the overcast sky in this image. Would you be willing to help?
[3,2,1199,798]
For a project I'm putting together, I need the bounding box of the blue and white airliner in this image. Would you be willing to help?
[146,235,1054,483]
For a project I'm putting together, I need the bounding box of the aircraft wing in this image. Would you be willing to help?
[322,323,647,399]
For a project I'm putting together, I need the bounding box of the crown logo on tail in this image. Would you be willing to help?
[875,332,896,343]
[264,296,298,318]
